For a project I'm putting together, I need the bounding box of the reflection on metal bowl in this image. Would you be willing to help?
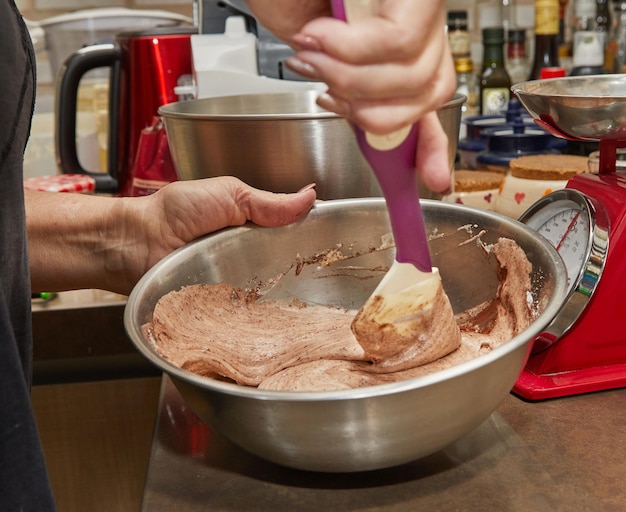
[124,199,567,473]
[159,92,465,200]
[513,75,626,141]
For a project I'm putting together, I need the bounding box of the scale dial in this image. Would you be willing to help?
[519,189,608,344]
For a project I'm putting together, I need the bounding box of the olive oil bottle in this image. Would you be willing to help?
[480,27,511,116]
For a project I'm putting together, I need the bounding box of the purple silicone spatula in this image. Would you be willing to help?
[331,0,444,342]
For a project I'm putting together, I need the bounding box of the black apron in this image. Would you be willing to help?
[0,1,56,509]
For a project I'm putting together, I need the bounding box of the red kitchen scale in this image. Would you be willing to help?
[510,75,626,400]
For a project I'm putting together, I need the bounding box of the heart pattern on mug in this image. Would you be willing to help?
[514,192,526,204]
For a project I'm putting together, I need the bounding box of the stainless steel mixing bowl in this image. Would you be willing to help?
[513,74,626,140]
[158,91,465,200]
[124,199,567,472]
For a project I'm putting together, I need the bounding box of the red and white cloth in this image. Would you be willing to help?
[23,174,96,194]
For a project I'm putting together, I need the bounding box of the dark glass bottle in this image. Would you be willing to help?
[558,0,568,47]
[606,1,626,73]
[596,0,611,33]
[480,27,512,116]
[529,0,561,79]
[447,10,471,60]
[596,0,611,71]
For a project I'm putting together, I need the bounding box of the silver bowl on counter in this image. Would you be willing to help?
[124,199,567,472]
[158,91,465,200]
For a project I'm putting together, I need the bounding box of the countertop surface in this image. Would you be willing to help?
[142,375,626,511]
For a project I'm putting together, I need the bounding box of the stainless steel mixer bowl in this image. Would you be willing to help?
[513,74,626,140]
[158,91,465,200]
[124,199,567,472]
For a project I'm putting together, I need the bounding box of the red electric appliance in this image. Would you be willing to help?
[511,75,626,400]
[56,26,195,196]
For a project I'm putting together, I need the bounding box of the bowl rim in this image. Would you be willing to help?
[124,198,568,402]
[512,74,626,99]
[158,92,467,122]
[158,90,340,121]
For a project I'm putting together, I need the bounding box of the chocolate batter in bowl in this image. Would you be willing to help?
[124,198,567,472]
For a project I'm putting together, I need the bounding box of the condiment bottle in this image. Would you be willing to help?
[558,0,573,71]
[455,57,479,116]
[605,1,626,73]
[539,66,567,78]
[480,27,511,116]
[596,0,611,34]
[573,0,597,32]
[506,29,529,85]
[502,0,516,42]
[570,31,606,74]
[447,10,471,60]
[570,0,606,75]
[529,0,561,79]
[596,0,611,69]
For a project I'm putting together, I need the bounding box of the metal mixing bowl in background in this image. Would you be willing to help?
[158,91,465,200]
[124,199,567,473]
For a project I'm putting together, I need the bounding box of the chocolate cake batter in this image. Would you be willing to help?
[145,237,534,391]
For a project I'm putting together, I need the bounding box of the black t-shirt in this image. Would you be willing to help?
[0,1,56,509]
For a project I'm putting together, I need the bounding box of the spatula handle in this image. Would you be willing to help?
[330,0,432,272]
[355,128,432,272]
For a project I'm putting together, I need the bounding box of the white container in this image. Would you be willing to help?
[495,173,569,219]
[495,154,588,219]
[191,16,324,100]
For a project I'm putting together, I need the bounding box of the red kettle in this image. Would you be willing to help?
[56,26,195,196]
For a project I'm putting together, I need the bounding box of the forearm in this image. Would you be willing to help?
[25,178,317,296]
[25,190,143,295]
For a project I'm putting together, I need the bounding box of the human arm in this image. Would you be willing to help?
[245,0,456,193]
[26,177,316,295]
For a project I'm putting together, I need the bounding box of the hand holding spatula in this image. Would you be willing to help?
[331,0,461,370]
